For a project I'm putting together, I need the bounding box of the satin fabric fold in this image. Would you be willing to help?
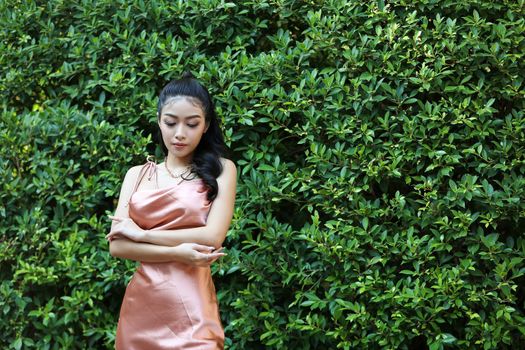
[115,160,224,350]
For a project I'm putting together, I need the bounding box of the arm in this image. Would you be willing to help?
[108,165,176,261]
[109,237,179,262]
[107,165,224,264]
[110,237,224,264]
[141,158,237,248]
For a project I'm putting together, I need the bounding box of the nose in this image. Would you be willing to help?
[174,124,185,140]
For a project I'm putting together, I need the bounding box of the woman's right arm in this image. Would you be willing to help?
[107,166,224,264]
[108,166,178,262]
[109,237,179,262]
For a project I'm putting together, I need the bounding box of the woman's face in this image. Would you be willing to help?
[158,96,208,162]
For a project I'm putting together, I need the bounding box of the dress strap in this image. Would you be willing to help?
[131,155,159,194]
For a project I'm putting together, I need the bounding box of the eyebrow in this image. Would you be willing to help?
[163,113,202,120]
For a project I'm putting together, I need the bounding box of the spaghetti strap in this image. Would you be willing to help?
[131,155,159,194]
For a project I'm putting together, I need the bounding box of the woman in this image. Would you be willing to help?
[106,71,237,349]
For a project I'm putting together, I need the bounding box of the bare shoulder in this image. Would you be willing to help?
[113,164,146,219]
[127,164,144,175]
[214,158,237,204]
[219,157,237,177]
[120,164,147,188]
[124,164,143,180]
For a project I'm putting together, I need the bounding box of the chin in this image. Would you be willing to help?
[171,148,194,158]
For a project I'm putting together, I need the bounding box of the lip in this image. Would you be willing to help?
[172,143,187,147]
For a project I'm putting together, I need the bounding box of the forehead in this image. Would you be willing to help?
[161,96,205,118]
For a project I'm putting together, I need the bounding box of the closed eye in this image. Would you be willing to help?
[164,122,199,128]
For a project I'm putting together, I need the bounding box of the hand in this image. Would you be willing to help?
[174,243,226,267]
[106,215,145,242]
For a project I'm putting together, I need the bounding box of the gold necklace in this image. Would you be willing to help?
[164,157,192,178]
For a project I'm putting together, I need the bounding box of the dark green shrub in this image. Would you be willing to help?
[1,0,524,349]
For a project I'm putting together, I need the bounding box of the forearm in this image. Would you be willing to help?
[109,238,180,263]
[142,226,223,248]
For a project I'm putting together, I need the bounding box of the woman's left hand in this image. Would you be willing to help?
[106,215,145,242]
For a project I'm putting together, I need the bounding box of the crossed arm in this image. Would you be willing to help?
[107,159,237,264]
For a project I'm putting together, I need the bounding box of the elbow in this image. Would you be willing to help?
[215,238,226,249]
[210,240,222,250]
[209,231,227,249]
[109,240,121,258]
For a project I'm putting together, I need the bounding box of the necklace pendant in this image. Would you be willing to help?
[164,157,192,179]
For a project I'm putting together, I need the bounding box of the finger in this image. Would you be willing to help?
[194,244,216,252]
[212,247,224,254]
[202,251,225,258]
[211,255,222,262]
[108,233,124,241]
[108,215,123,222]
[207,254,225,265]
[204,253,218,262]
[106,231,123,239]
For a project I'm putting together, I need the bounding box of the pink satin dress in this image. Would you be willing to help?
[115,159,224,350]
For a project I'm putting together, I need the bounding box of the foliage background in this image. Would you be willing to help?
[1,0,525,349]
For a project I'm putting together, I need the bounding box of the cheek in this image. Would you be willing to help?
[193,129,206,142]
[159,125,172,136]
[159,128,172,143]
[188,126,204,136]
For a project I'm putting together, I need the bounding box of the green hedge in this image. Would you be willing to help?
[1,0,524,349]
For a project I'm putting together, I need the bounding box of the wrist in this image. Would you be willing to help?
[140,228,149,243]
[169,245,183,263]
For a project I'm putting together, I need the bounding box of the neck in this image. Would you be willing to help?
[165,154,192,169]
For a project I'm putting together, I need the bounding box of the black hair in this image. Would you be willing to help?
[157,71,227,201]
